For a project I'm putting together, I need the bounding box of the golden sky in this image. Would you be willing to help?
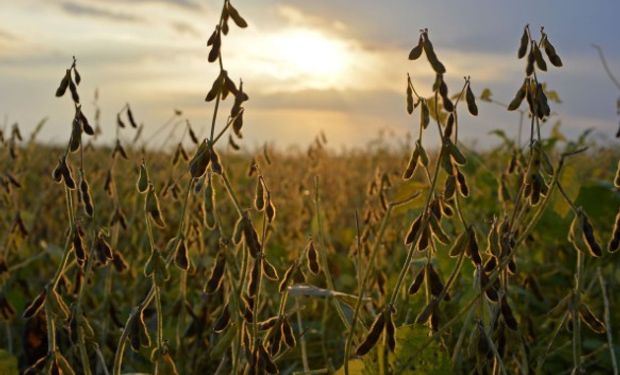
[0,0,618,149]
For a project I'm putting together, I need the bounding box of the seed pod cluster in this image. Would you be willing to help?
[55,58,81,104]
[231,80,249,138]
[409,29,446,74]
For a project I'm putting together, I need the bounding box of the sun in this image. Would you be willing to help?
[267,28,351,88]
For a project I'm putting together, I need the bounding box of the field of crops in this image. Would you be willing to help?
[1,1,620,374]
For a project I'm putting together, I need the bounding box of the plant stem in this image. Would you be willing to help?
[344,206,393,375]
[313,176,351,330]
[597,267,619,375]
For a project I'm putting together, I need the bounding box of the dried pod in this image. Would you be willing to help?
[543,37,563,67]
[266,196,276,223]
[581,213,602,257]
[68,118,82,152]
[137,162,149,193]
[213,303,231,332]
[79,176,94,217]
[467,227,482,265]
[22,290,46,319]
[126,105,137,128]
[306,240,320,274]
[56,69,72,97]
[426,264,444,298]
[73,229,87,266]
[242,218,262,258]
[205,252,226,294]
[508,80,527,111]
[608,209,620,253]
[444,174,456,198]
[175,239,190,271]
[404,214,422,245]
[204,174,217,229]
[429,215,450,244]
[281,318,296,348]
[420,100,430,129]
[226,1,248,28]
[446,141,466,166]
[408,36,423,60]
[59,158,76,190]
[448,230,469,258]
[189,141,211,178]
[47,288,70,321]
[517,27,529,59]
[406,83,414,114]
[385,310,396,352]
[210,148,223,174]
[456,169,469,197]
[578,304,606,334]
[422,34,446,74]
[247,259,261,297]
[465,83,478,116]
[355,312,385,356]
[258,316,279,331]
[262,258,279,281]
[526,48,535,76]
[402,146,419,180]
[232,216,244,245]
[500,296,518,330]
[112,251,128,273]
[145,187,166,228]
[533,44,547,71]
[408,266,425,295]
[253,178,265,211]
[95,233,114,265]
[417,224,431,252]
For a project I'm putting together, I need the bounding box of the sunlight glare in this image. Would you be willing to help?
[267,28,351,88]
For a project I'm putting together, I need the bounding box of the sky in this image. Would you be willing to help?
[0,0,619,151]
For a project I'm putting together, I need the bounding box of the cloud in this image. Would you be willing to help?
[59,2,142,22]
[93,0,202,10]
[170,21,202,37]
[0,29,17,41]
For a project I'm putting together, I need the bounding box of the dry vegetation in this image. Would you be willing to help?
[1,1,619,374]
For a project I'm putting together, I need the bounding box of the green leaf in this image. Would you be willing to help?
[390,325,451,374]
[335,359,365,375]
[0,350,18,375]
